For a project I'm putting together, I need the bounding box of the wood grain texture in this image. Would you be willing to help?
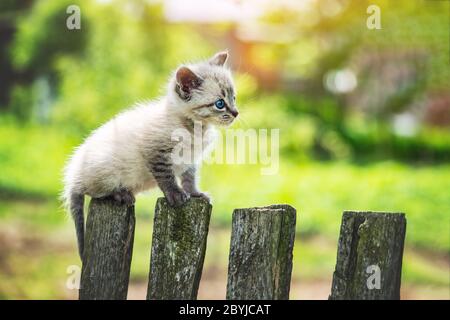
[79,198,135,300]
[329,211,406,300]
[147,197,212,300]
[226,204,296,300]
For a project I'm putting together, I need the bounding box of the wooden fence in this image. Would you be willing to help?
[78,197,406,300]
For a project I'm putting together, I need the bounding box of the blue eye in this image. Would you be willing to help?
[215,99,225,109]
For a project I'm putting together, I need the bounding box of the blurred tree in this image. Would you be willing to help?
[0,0,34,110]
[258,0,449,161]
[50,0,212,133]
[2,0,88,120]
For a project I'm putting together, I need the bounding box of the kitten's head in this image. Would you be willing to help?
[169,51,238,126]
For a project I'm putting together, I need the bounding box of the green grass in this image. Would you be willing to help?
[202,161,450,252]
[0,120,77,197]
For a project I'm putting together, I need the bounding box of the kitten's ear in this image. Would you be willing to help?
[176,66,202,95]
[209,51,228,66]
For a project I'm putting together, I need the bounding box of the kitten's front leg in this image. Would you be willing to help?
[181,167,210,202]
[149,151,189,207]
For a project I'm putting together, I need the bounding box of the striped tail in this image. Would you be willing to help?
[69,193,85,260]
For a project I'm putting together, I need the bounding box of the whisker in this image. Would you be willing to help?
[235,114,250,129]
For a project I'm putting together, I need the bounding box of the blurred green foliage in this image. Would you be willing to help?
[0,0,449,299]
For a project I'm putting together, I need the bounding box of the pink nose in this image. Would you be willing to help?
[230,109,239,118]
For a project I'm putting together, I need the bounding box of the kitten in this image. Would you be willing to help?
[62,52,238,259]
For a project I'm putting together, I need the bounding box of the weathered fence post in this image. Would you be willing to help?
[329,211,407,300]
[147,197,212,300]
[226,205,296,300]
[79,198,135,300]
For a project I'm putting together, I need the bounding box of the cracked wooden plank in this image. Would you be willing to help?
[329,211,407,300]
[147,197,212,300]
[79,198,135,300]
[226,204,296,300]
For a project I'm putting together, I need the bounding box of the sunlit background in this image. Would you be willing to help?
[0,0,449,299]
